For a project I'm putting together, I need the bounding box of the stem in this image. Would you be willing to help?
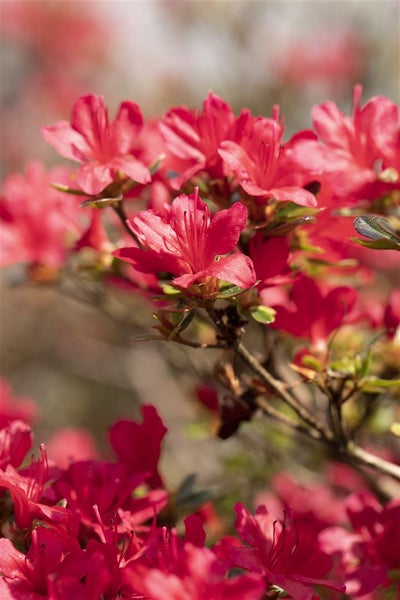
[346,444,400,481]
[236,340,332,440]
[112,202,141,246]
[255,396,324,442]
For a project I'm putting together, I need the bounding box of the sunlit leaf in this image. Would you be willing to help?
[361,378,400,392]
[250,305,276,324]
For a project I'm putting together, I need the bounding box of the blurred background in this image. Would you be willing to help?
[1,0,399,500]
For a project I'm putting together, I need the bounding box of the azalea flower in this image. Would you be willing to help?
[219,115,318,207]
[271,274,358,354]
[42,94,151,195]
[320,493,400,598]
[0,526,78,599]
[228,502,345,600]
[0,161,83,270]
[291,86,400,203]
[109,405,167,489]
[126,523,264,600]
[0,444,75,532]
[113,188,256,293]
[0,377,38,428]
[0,419,32,470]
[159,91,250,189]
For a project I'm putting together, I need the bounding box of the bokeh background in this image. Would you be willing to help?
[1,0,399,500]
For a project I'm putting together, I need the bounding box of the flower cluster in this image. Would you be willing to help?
[1,382,399,598]
[1,88,399,598]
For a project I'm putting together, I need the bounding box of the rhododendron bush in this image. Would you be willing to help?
[0,86,399,600]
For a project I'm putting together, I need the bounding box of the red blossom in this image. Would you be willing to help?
[248,233,292,289]
[0,161,83,269]
[0,378,38,428]
[228,502,344,600]
[271,274,359,353]
[113,188,256,292]
[126,523,264,600]
[219,114,318,207]
[0,527,78,599]
[320,493,400,598]
[42,94,151,195]
[45,428,100,470]
[291,86,400,203]
[384,288,400,339]
[0,455,75,534]
[108,405,167,489]
[159,91,250,189]
[52,460,148,537]
[0,419,32,470]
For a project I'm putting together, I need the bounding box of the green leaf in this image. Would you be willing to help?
[160,282,182,296]
[215,282,247,299]
[250,305,276,324]
[176,473,197,502]
[355,352,371,379]
[265,215,317,236]
[51,182,89,196]
[175,473,213,510]
[361,378,400,392]
[352,237,400,251]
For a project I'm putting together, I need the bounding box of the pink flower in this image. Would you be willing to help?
[219,115,318,207]
[0,419,32,470]
[384,289,400,339]
[248,233,292,289]
[139,543,264,600]
[291,86,400,203]
[52,460,148,537]
[228,502,344,600]
[271,274,358,353]
[0,445,75,532]
[113,189,256,293]
[0,527,78,599]
[42,94,151,195]
[0,161,83,269]
[109,405,167,489]
[0,378,38,428]
[320,493,400,598]
[126,523,264,600]
[159,91,249,189]
[45,428,99,469]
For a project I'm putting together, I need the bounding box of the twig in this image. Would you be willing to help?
[236,341,332,441]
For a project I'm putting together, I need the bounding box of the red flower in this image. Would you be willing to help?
[126,523,264,600]
[0,527,77,599]
[0,419,32,470]
[113,188,256,292]
[0,445,74,532]
[320,493,400,597]
[0,377,38,428]
[271,274,358,353]
[291,86,400,203]
[0,161,83,269]
[52,460,148,536]
[219,115,317,207]
[140,543,264,600]
[248,233,292,289]
[384,289,400,339]
[229,502,344,600]
[42,94,151,195]
[159,91,249,189]
[109,405,167,489]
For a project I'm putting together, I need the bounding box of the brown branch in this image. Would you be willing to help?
[345,444,400,481]
[236,340,332,441]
